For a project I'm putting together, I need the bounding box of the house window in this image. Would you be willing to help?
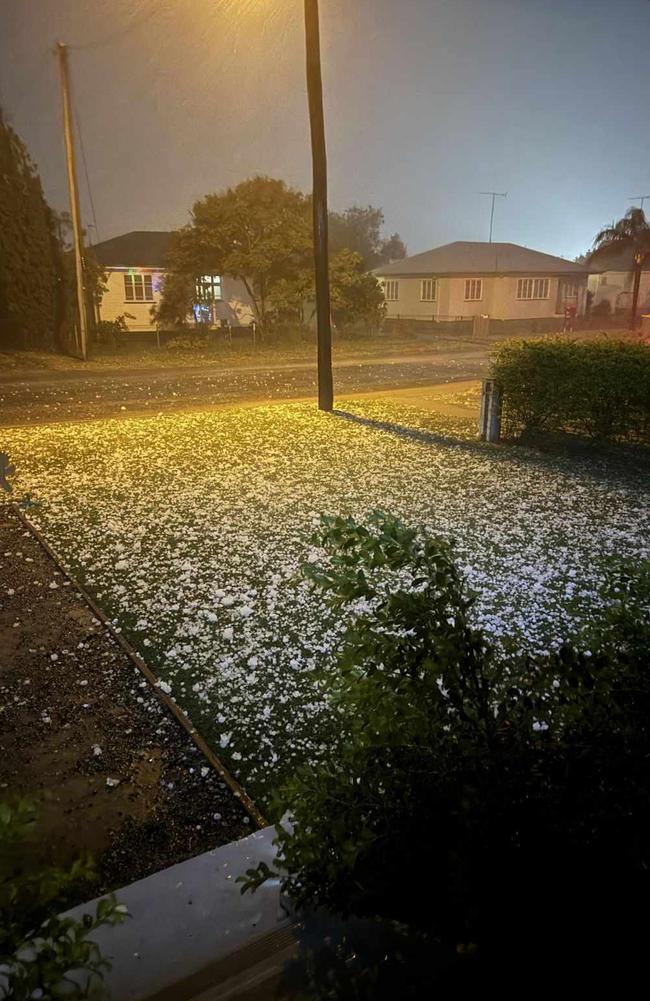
[421,278,437,301]
[464,278,483,301]
[384,280,399,301]
[195,274,223,302]
[124,273,154,302]
[517,277,550,300]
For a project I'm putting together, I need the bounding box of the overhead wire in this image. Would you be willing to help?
[74,106,100,244]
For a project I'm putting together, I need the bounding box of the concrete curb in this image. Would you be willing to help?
[63,827,287,1001]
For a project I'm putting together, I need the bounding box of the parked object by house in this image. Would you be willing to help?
[374,241,590,333]
[587,245,650,317]
[92,231,255,332]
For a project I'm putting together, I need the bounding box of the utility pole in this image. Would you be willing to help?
[628,195,650,212]
[480,191,507,243]
[57,42,88,361]
[304,0,333,412]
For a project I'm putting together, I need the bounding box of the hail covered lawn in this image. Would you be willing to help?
[4,401,649,801]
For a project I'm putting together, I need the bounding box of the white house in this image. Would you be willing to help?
[92,231,256,331]
[586,245,650,315]
[375,241,590,329]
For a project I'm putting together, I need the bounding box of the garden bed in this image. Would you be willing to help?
[0,505,252,899]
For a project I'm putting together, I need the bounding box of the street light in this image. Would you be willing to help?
[303,0,334,411]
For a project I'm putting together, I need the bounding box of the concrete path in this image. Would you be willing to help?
[63,826,288,1001]
[343,378,481,419]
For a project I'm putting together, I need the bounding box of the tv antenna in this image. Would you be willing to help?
[480,191,507,243]
[628,195,650,211]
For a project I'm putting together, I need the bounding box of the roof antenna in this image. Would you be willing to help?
[480,191,507,243]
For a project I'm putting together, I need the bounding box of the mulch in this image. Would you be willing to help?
[0,503,253,899]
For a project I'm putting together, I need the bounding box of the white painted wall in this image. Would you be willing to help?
[98,269,162,330]
[98,269,256,330]
[588,270,650,313]
[377,274,586,321]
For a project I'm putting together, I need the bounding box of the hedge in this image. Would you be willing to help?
[491,337,650,445]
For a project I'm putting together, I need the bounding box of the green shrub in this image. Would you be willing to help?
[0,800,127,1000]
[242,513,650,995]
[491,336,650,443]
[94,313,134,348]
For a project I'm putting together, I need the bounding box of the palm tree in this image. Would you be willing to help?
[591,207,650,329]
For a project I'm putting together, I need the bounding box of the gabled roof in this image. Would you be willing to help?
[375,241,589,277]
[92,231,172,268]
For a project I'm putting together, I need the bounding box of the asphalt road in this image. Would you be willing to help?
[0,349,489,427]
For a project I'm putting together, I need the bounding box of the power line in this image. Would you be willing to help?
[74,106,100,244]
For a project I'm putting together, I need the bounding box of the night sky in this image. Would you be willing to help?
[1,0,649,259]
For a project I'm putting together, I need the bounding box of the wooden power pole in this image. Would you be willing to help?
[304,0,334,412]
[57,42,88,361]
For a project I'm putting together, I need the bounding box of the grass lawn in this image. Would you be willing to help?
[3,400,649,804]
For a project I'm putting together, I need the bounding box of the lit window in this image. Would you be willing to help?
[383,280,399,301]
[517,278,550,300]
[195,275,223,302]
[464,278,482,301]
[124,273,154,302]
[421,278,437,301]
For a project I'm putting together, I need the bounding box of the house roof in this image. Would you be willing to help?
[586,244,649,273]
[92,231,172,268]
[375,241,590,277]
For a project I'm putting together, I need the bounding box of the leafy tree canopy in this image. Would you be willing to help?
[159,177,389,332]
[0,109,62,351]
[329,205,407,269]
[166,176,312,330]
[591,207,650,326]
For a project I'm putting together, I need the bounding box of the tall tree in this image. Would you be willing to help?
[268,249,386,331]
[0,109,63,351]
[379,232,407,265]
[166,176,312,333]
[591,207,650,329]
[329,205,407,269]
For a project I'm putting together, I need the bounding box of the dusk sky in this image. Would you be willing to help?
[1,0,649,260]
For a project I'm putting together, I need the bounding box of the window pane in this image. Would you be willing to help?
[133,274,144,301]
[144,275,153,300]
[124,275,134,301]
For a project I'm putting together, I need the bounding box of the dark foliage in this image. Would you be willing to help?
[492,336,650,444]
[0,110,63,350]
[0,800,127,999]
[329,205,406,270]
[242,513,650,996]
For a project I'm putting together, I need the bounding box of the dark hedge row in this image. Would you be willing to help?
[491,337,650,444]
